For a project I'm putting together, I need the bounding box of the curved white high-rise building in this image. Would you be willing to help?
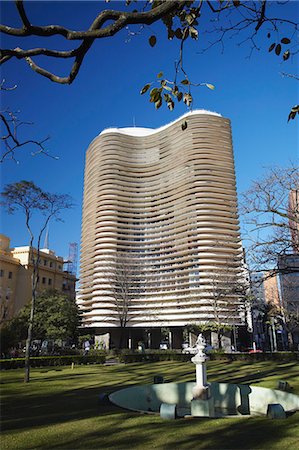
[80,111,245,346]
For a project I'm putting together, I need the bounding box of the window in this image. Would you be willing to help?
[0,269,4,277]
[48,278,52,286]
[44,259,47,266]
[42,277,46,284]
[8,272,13,279]
[49,261,53,268]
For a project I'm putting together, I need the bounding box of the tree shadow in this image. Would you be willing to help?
[2,384,125,432]
[1,360,299,449]
[29,410,299,450]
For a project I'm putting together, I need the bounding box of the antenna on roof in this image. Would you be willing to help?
[67,242,78,275]
[133,116,136,127]
[43,226,49,249]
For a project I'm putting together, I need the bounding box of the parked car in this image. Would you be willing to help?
[159,341,169,350]
[182,344,213,354]
[248,348,263,354]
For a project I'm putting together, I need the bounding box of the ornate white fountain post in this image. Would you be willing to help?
[191,334,215,417]
[191,334,209,398]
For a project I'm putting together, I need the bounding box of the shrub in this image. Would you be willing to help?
[118,350,298,364]
[0,353,106,370]
[209,351,299,362]
[119,351,192,363]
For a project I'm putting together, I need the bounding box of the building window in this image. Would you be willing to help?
[0,269,4,277]
[44,259,47,266]
[8,272,13,279]
[42,277,46,284]
[49,261,53,268]
[48,278,52,286]
[58,265,62,270]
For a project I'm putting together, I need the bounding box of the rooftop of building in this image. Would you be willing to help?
[96,109,223,140]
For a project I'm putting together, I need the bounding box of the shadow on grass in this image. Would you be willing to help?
[32,410,299,450]
[1,361,299,449]
[2,384,125,432]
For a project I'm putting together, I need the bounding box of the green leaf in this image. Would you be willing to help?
[155,98,162,109]
[268,43,275,52]
[283,50,290,61]
[206,83,215,90]
[167,99,175,111]
[177,92,183,102]
[140,84,151,95]
[149,35,157,47]
[149,88,161,103]
[181,121,188,131]
[157,72,163,78]
[281,37,291,44]
[189,27,198,40]
[275,44,282,56]
[168,29,175,40]
[181,79,190,85]
[163,85,172,92]
[183,93,192,106]
[174,28,183,39]
[288,110,296,122]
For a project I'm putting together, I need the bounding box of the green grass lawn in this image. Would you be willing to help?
[1,360,299,450]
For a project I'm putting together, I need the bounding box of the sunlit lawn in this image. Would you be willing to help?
[1,360,299,450]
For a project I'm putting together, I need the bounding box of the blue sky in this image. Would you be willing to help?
[1,1,298,268]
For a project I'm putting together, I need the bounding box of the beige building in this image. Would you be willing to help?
[0,234,76,323]
[289,189,299,253]
[79,110,246,347]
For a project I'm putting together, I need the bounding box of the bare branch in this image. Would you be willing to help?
[0,0,297,119]
[0,1,185,84]
[0,78,17,90]
[241,165,299,270]
[0,107,57,163]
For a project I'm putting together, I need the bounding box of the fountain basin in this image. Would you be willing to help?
[109,381,299,418]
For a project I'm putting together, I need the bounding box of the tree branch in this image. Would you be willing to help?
[0,109,57,162]
[0,1,185,84]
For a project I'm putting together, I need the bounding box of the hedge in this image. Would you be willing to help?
[119,351,192,364]
[0,353,106,370]
[118,351,299,364]
[1,351,297,369]
[210,351,299,362]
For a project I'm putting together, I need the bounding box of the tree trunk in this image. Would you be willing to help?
[24,290,35,382]
[24,253,38,383]
[118,326,125,349]
[218,332,222,350]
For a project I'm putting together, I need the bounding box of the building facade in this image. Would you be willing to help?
[289,189,299,253]
[0,234,76,323]
[79,111,247,348]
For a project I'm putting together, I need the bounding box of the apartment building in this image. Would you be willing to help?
[79,111,247,348]
[0,234,76,322]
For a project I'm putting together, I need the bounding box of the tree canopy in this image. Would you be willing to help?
[1,290,81,353]
[1,180,74,381]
